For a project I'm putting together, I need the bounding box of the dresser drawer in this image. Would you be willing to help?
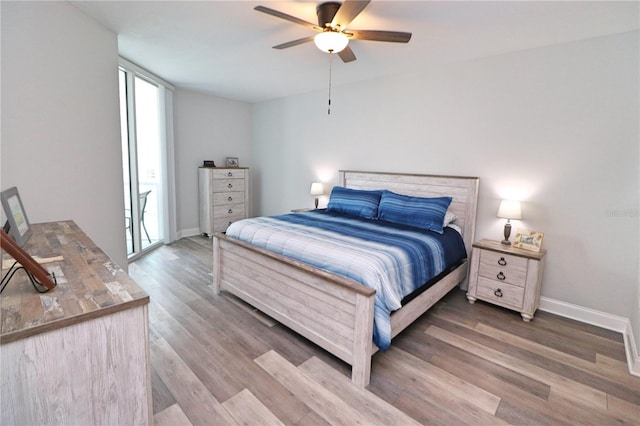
[476,276,524,309]
[212,179,245,193]
[211,169,245,179]
[213,216,243,233]
[212,191,244,206]
[213,203,245,219]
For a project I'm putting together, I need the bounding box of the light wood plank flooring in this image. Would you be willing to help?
[129,236,640,425]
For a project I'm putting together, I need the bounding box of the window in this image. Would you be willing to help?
[119,59,175,259]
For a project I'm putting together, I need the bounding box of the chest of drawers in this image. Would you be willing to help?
[199,167,249,235]
[466,239,546,321]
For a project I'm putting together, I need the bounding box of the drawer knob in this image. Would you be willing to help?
[228,172,233,177]
[497,271,506,281]
[228,183,233,189]
[494,288,503,298]
[498,257,507,266]
[228,209,233,214]
[228,196,233,201]
[228,221,232,226]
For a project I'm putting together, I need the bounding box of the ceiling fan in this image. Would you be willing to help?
[254,0,412,63]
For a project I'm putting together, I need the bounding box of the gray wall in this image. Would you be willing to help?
[1,1,126,268]
[173,89,252,235]
[252,31,639,348]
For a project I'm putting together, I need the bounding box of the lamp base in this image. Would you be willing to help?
[501,221,512,245]
[314,197,319,209]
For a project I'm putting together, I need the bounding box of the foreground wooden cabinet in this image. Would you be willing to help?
[1,221,151,425]
[466,239,546,321]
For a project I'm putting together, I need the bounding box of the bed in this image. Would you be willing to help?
[213,170,479,387]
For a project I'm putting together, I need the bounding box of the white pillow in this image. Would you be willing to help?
[443,211,457,226]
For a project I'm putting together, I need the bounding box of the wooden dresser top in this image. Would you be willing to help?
[1,221,149,344]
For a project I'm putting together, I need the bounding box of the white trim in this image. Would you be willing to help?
[539,297,640,377]
[119,57,175,91]
[177,227,202,240]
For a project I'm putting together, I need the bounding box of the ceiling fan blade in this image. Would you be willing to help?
[348,29,412,43]
[273,35,316,50]
[255,5,321,31]
[338,45,357,63]
[331,0,370,29]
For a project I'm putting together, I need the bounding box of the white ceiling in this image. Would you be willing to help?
[70,0,639,103]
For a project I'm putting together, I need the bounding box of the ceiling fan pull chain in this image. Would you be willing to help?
[328,51,333,115]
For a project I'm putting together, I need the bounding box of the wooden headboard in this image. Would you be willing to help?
[339,170,480,260]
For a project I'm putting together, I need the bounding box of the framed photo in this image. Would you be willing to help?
[513,229,544,252]
[1,186,32,247]
[226,157,239,168]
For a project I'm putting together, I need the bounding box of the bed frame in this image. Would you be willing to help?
[213,170,479,387]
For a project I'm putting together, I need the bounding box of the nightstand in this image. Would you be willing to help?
[466,239,546,321]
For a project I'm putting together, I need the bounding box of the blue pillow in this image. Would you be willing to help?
[378,191,452,234]
[326,187,382,220]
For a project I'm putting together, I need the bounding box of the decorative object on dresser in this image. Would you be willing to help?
[1,229,57,293]
[467,239,546,322]
[1,186,32,247]
[309,182,323,208]
[226,157,239,167]
[202,160,216,168]
[497,199,522,245]
[513,229,544,252]
[198,167,249,236]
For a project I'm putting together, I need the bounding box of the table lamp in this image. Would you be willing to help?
[310,182,323,208]
[497,200,522,245]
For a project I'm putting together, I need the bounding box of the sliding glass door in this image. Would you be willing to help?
[119,68,164,257]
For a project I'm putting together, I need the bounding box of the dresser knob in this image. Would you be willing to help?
[498,257,507,266]
[227,172,233,177]
[228,209,233,214]
[228,183,233,189]
[497,271,505,281]
[494,289,503,298]
[228,196,233,202]
[228,221,232,226]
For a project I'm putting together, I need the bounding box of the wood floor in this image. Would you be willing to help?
[129,236,640,426]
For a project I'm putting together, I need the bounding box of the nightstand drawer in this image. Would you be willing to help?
[478,263,527,287]
[476,277,524,309]
[480,250,527,272]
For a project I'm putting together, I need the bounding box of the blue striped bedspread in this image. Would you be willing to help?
[225,210,466,350]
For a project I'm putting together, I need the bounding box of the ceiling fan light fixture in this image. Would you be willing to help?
[314,31,349,53]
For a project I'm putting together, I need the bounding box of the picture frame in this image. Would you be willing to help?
[1,186,32,247]
[513,229,544,252]
[226,157,239,168]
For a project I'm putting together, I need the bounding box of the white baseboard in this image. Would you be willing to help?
[177,227,201,240]
[539,297,640,377]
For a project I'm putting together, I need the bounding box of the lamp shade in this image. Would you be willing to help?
[497,200,522,220]
[309,182,324,195]
[314,31,349,53]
